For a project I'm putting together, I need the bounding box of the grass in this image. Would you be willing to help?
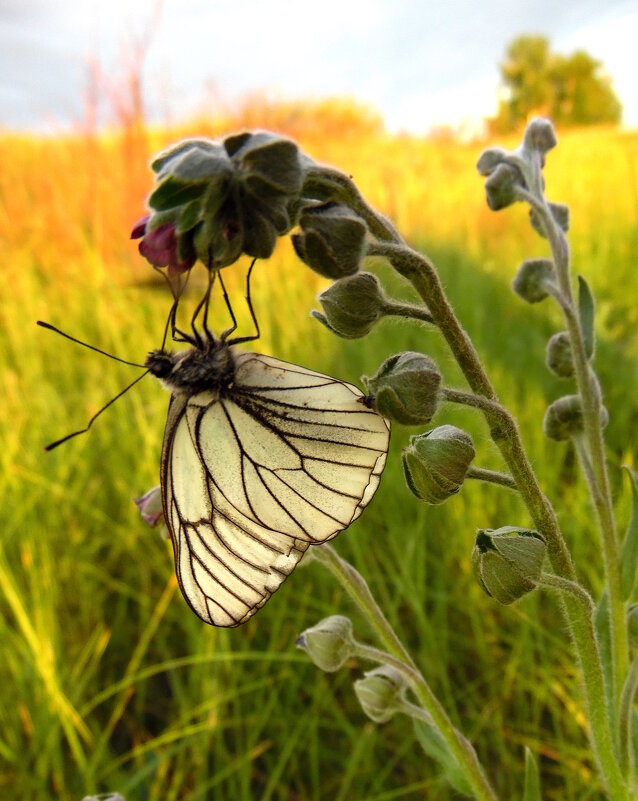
[1,114,637,800]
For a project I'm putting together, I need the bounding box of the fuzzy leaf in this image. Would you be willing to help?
[413,719,473,796]
[523,747,541,801]
[578,275,595,359]
[620,467,638,600]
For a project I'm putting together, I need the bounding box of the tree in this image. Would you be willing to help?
[491,35,621,133]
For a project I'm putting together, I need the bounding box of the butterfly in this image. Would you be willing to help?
[41,263,390,627]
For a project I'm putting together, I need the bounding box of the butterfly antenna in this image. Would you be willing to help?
[229,258,261,345]
[44,370,149,451]
[37,321,147,368]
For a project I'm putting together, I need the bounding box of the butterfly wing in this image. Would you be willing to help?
[161,352,390,627]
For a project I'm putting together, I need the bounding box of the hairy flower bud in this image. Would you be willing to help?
[354,665,407,724]
[483,163,525,211]
[363,351,441,425]
[134,486,164,528]
[472,526,547,605]
[543,395,609,441]
[402,425,475,504]
[512,258,556,303]
[296,615,355,673]
[529,202,570,239]
[312,272,386,338]
[291,202,367,279]
[546,331,574,378]
[523,118,558,155]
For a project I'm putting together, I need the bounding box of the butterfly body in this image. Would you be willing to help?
[147,340,390,627]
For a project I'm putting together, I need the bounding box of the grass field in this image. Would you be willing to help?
[1,111,637,800]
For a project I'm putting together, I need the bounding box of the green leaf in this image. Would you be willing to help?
[413,719,473,796]
[523,747,541,801]
[148,178,207,212]
[620,467,638,600]
[577,275,595,359]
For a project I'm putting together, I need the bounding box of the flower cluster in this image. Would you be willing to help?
[133,132,305,273]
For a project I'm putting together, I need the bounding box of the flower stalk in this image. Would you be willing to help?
[312,544,499,801]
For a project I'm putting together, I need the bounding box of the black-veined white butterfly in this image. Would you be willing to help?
[42,263,390,627]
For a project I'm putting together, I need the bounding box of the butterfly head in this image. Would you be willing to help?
[145,342,236,395]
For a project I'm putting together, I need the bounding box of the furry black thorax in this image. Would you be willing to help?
[145,341,236,395]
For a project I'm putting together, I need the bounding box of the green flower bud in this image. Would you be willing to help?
[296,615,355,673]
[354,665,407,724]
[529,202,570,239]
[628,603,638,648]
[512,258,556,303]
[312,272,386,339]
[402,425,475,504]
[483,163,525,211]
[291,202,367,279]
[546,332,574,378]
[363,351,441,425]
[476,147,510,177]
[472,526,547,605]
[543,395,609,441]
[523,118,557,155]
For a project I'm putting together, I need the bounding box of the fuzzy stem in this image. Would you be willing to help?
[363,240,626,799]
[313,544,499,801]
[381,299,435,325]
[619,655,638,778]
[466,465,519,492]
[529,191,628,710]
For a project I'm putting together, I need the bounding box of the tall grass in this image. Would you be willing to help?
[1,113,637,800]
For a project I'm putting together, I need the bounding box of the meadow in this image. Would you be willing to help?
[1,104,637,800]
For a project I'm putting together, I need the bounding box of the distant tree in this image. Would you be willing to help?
[491,35,621,132]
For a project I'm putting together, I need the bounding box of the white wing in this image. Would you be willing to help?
[161,352,390,627]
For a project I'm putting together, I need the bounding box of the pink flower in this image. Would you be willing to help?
[131,215,196,274]
[134,485,165,528]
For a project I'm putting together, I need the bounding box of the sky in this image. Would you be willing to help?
[1,0,637,135]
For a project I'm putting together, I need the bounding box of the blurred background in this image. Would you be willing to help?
[1,2,637,799]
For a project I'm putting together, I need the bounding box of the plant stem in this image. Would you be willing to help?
[364,238,627,799]
[466,465,519,491]
[312,544,499,801]
[539,572,596,612]
[530,192,628,709]
[619,655,638,778]
[381,299,435,325]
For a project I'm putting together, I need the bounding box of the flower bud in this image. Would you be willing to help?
[483,163,525,211]
[312,272,386,338]
[546,331,574,378]
[543,395,609,441]
[402,425,475,504]
[529,202,570,238]
[291,202,367,279]
[476,147,510,177]
[628,604,638,648]
[354,665,407,723]
[512,258,556,303]
[134,486,164,528]
[296,615,355,673]
[523,118,557,155]
[363,352,441,425]
[472,526,547,605]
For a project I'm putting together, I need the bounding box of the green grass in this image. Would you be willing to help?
[1,126,637,801]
